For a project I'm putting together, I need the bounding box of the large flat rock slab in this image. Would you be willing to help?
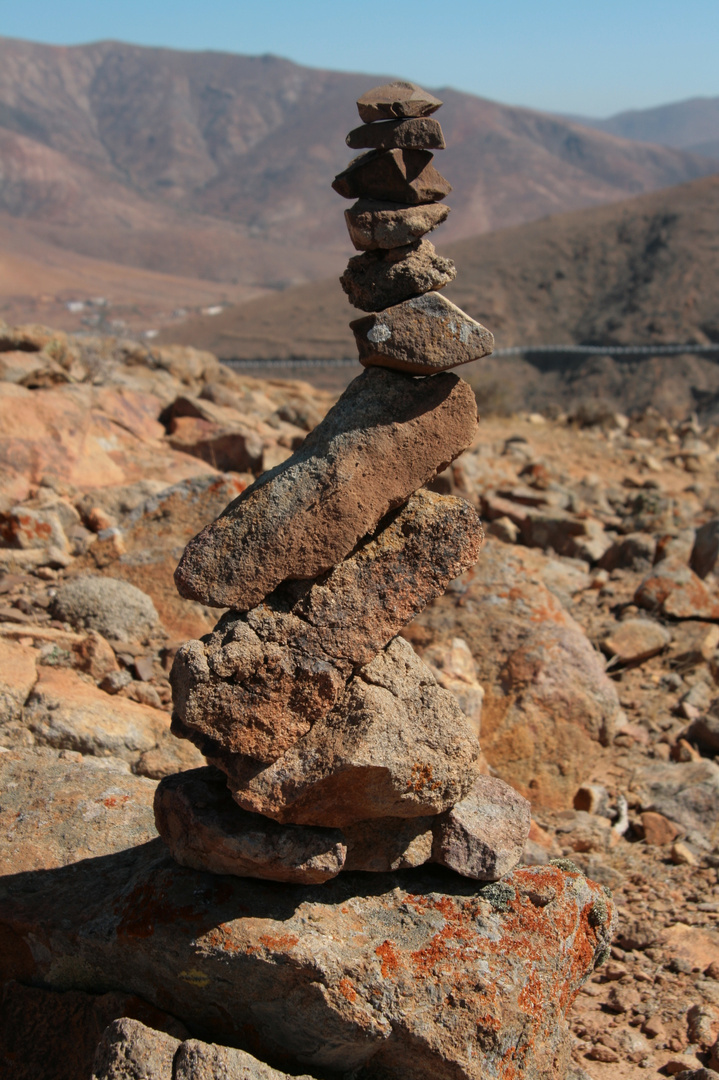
[174,368,478,610]
[0,838,615,1080]
[171,491,482,762]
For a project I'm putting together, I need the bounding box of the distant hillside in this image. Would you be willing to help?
[160,173,719,362]
[0,35,717,297]
[573,96,719,160]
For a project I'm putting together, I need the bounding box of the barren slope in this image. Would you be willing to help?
[0,35,716,291]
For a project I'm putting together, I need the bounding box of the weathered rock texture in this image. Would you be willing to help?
[0,828,615,1080]
[344,200,450,251]
[215,637,481,826]
[405,538,621,808]
[92,1017,180,1080]
[346,117,445,152]
[351,293,494,374]
[171,491,482,761]
[154,768,347,884]
[52,575,159,642]
[340,240,456,312]
[332,149,451,205]
[356,81,443,122]
[154,767,528,882]
[174,368,478,610]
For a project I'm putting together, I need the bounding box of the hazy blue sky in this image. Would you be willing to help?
[2,0,717,117]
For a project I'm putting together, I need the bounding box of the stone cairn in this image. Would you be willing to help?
[154,81,531,885]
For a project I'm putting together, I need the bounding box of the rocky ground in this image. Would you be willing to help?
[0,322,718,1079]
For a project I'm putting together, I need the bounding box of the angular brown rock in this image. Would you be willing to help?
[356,81,443,122]
[218,637,481,827]
[345,199,450,251]
[340,239,456,312]
[346,117,445,151]
[92,1017,180,1080]
[332,149,451,205]
[154,768,347,884]
[602,618,672,664]
[351,293,494,374]
[171,491,483,761]
[432,775,531,880]
[174,368,478,610]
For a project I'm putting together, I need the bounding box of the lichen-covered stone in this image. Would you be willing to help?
[340,240,456,312]
[171,491,482,762]
[356,81,443,123]
[174,368,478,610]
[351,292,494,374]
[345,199,450,251]
[217,637,481,827]
[346,117,445,152]
[0,830,617,1080]
[332,149,451,205]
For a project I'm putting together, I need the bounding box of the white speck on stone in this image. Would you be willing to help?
[409,293,447,317]
[367,324,392,343]
[448,320,457,335]
[459,324,471,343]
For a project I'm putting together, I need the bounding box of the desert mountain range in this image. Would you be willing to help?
[574,95,719,160]
[161,173,719,357]
[0,36,718,334]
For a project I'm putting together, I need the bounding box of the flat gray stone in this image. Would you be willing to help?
[340,239,456,312]
[174,368,478,610]
[52,575,159,643]
[351,293,494,374]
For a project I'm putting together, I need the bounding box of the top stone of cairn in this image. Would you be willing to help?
[357,81,443,123]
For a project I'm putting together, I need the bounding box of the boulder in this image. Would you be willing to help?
[405,538,621,808]
[0,746,157,874]
[332,149,451,205]
[635,559,719,619]
[171,491,482,762]
[638,758,719,850]
[350,293,494,374]
[52,576,159,643]
[344,199,450,251]
[0,831,615,1080]
[174,368,478,610]
[217,637,480,827]
[23,666,169,765]
[340,240,456,312]
[602,618,672,664]
[346,117,445,151]
[356,81,443,122]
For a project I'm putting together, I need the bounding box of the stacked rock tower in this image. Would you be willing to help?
[154,82,531,885]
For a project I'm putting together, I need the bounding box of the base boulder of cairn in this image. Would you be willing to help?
[143,78,615,1080]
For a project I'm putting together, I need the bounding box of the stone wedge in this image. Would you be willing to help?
[174,368,478,610]
[332,149,451,204]
[351,292,494,374]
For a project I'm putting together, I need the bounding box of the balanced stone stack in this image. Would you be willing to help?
[155,81,530,886]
